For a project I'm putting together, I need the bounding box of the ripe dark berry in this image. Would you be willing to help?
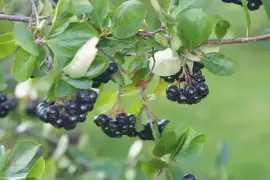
[92,81,102,88]
[63,123,77,130]
[116,112,128,124]
[193,61,204,72]
[185,85,197,98]
[69,115,81,124]
[177,94,188,104]
[127,114,136,124]
[195,75,206,83]
[166,85,179,96]
[232,0,242,5]
[76,90,92,103]
[190,96,202,104]
[108,63,118,74]
[88,90,98,103]
[0,110,8,118]
[94,114,110,126]
[79,113,87,122]
[247,1,260,11]
[37,109,49,123]
[51,119,64,128]
[26,100,40,116]
[158,119,170,133]
[163,76,175,83]
[108,121,121,131]
[79,103,92,113]
[196,83,209,97]
[0,94,7,103]
[46,106,60,121]
[182,174,195,180]
[65,100,78,115]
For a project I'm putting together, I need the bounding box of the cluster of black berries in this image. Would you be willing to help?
[36,90,98,130]
[92,63,118,88]
[94,113,170,140]
[181,174,196,180]
[222,0,262,11]
[94,113,137,138]
[165,62,209,105]
[0,93,18,118]
[160,70,184,84]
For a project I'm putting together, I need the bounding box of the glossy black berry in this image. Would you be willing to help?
[94,114,110,126]
[76,90,92,103]
[127,114,136,124]
[63,123,77,130]
[222,0,232,3]
[92,81,102,88]
[79,113,87,122]
[108,63,118,74]
[158,120,170,133]
[232,0,242,5]
[247,1,260,11]
[0,94,7,103]
[65,100,78,115]
[163,76,175,83]
[185,85,197,98]
[52,119,64,128]
[182,174,195,180]
[177,94,188,104]
[0,110,8,118]
[116,112,128,124]
[46,106,60,121]
[196,83,209,97]
[88,90,98,103]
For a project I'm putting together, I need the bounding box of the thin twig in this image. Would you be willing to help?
[0,14,50,23]
[100,49,127,74]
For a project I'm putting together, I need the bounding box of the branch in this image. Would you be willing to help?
[204,34,270,45]
[0,14,50,23]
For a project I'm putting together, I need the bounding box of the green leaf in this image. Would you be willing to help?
[215,19,230,39]
[5,141,40,175]
[26,157,45,180]
[1,173,28,180]
[153,78,167,96]
[263,0,270,20]
[48,0,75,38]
[155,33,169,47]
[54,79,73,97]
[242,0,251,36]
[128,57,145,77]
[0,32,17,59]
[0,67,7,91]
[95,92,116,113]
[177,9,216,50]
[46,22,97,67]
[153,131,177,157]
[12,49,37,82]
[89,0,109,30]
[202,52,238,76]
[150,0,167,23]
[13,22,39,56]
[41,160,57,180]
[85,54,109,78]
[141,158,168,180]
[170,127,190,160]
[111,71,125,86]
[189,133,207,146]
[63,77,93,89]
[75,1,93,16]
[114,52,125,65]
[0,150,11,174]
[112,0,146,39]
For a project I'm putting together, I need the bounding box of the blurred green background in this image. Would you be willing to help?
[1,0,270,179]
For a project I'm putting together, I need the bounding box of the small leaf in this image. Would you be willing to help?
[48,0,75,38]
[155,33,169,47]
[12,49,37,82]
[153,131,177,157]
[26,157,45,180]
[263,0,270,20]
[128,57,145,77]
[75,1,93,16]
[150,0,167,23]
[95,92,116,113]
[141,158,168,180]
[111,71,125,86]
[13,22,39,56]
[177,9,217,50]
[170,127,190,160]
[215,19,230,39]
[0,32,17,59]
[5,141,40,175]
[112,0,146,39]
[41,161,57,180]
[189,133,207,146]
[54,79,73,97]
[89,0,109,30]
[85,54,109,78]
[0,150,11,174]
[153,78,167,96]
[63,77,93,90]
[114,52,125,65]
[202,52,238,76]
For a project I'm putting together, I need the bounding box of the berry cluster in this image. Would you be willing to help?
[94,113,137,138]
[0,93,18,118]
[160,69,184,84]
[222,0,262,11]
[36,90,98,130]
[181,174,196,180]
[165,62,209,105]
[92,63,118,88]
[94,113,170,140]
